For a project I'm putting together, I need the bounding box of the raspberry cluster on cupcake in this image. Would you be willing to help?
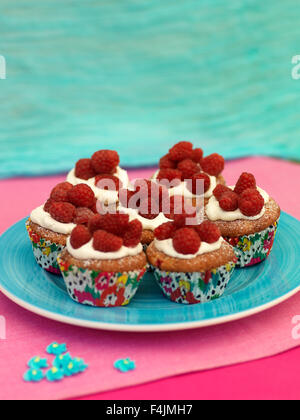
[118,179,198,246]
[27,182,97,275]
[118,179,170,245]
[57,212,147,307]
[152,141,226,204]
[147,214,236,304]
[67,149,130,205]
[206,172,280,267]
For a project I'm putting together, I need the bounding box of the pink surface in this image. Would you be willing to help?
[0,157,299,400]
[79,345,300,400]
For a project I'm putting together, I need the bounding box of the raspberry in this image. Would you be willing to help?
[95,174,122,191]
[44,199,54,213]
[93,230,123,252]
[169,141,193,162]
[120,180,169,219]
[49,202,76,223]
[134,180,168,210]
[50,182,73,202]
[238,188,264,216]
[157,169,182,185]
[73,207,95,225]
[120,181,168,218]
[140,212,159,220]
[123,219,143,247]
[91,150,120,174]
[239,187,260,200]
[192,148,203,163]
[88,214,104,234]
[159,154,177,170]
[99,213,130,236]
[139,197,160,220]
[88,212,130,235]
[161,195,184,219]
[177,159,199,180]
[172,228,201,255]
[213,184,232,201]
[187,172,210,195]
[158,186,169,211]
[173,211,197,228]
[134,179,154,199]
[75,159,96,180]
[154,222,176,240]
[70,225,92,249]
[161,195,196,220]
[67,184,95,208]
[234,172,256,195]
[219,191,239,211]
[201,153,224,176]
[195,221,221,244]
[139,199,159,220]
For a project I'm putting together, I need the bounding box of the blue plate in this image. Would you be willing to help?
[0,212,299,332]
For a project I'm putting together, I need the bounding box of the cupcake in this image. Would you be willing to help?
[118,179,198,246]
[27,182,97,275]
[57,212,147,307]
[205,172,281,267]
[147,215,236,304]
[152,141,226,205]
[67,149,130,206]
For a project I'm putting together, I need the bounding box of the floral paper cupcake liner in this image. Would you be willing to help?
[225,220,278,268]
[57,256,147,307]
[152,262,235,304]
[26,221,63,275]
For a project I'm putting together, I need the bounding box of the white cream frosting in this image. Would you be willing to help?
[205,186,269,222]
[152,170,217,199]
[66,166,130,204]
[30,205,76,235]
[66,237,143,260]
[118,206,170,231]
[154,237,223,260]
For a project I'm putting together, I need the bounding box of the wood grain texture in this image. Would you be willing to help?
[0,0,300,178]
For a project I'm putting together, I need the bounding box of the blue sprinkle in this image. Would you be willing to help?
[72,357,88,373]
[62,357,88,377]
[53,352,72,369]
[24,343,88,383]
[23,368,44,383]
[28,356,49,369]
[46,367,64,382]
[114,358,136,373]
[46,342,67,356]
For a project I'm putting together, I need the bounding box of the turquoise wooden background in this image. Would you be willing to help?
[0,0,300,178]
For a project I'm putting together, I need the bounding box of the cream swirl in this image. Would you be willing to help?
[118,206,170,231]
[154,237,223,260]
[66,237,142,260]
[66,166,130,204]
[152,170,217,199]
[30,205,76,235]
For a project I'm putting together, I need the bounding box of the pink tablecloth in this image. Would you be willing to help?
[0,157,299,400]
